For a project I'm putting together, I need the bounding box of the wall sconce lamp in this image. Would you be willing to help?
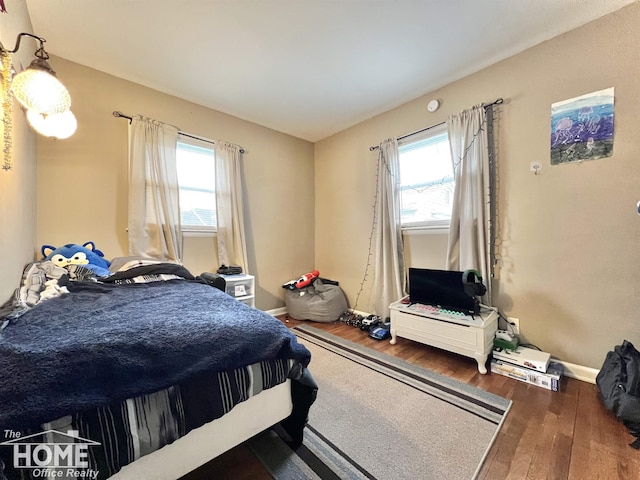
[1,32,76,171]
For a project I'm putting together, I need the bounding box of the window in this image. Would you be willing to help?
[398,124,454,230]
[176,139,216,234]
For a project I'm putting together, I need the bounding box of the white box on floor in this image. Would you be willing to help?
[492,345,551,373]
[490,359,563,391]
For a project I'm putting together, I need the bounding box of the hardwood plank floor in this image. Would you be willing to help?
[186,316,640,479]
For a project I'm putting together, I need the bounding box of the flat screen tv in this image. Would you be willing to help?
[408,268,478,314]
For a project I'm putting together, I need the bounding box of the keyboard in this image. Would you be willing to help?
[408,303,475,322]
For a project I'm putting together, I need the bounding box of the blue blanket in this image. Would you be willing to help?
[0,279,311,430]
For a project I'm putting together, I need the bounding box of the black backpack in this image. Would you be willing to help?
[596,340,640,449]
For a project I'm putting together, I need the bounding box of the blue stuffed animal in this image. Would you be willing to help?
[41,241,112,277]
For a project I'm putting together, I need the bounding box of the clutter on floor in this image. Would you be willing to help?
[490,337,561,391]
[337,311,391,340]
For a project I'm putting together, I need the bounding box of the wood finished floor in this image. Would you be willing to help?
[185,316,640,480]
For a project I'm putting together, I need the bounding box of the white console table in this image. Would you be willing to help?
[389,299,498,374]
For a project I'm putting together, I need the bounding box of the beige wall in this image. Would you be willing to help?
[10,2,640,367]
[0,1,38,303]
[36,58,315,311]
[315,4,640,368]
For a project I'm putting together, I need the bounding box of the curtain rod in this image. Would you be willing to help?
[368,97,504,151]
[112,111,245,154]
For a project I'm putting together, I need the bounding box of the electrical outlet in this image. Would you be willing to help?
[507,317,520,335]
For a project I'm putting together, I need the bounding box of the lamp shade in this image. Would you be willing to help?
[27,109,77,139]
[11,59,71,114]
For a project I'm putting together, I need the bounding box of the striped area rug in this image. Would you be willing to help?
[249,325,511,480]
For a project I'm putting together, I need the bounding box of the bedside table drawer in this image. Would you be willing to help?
[220,274,254,298]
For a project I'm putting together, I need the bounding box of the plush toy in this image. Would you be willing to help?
[282,270,320,290]
[41,241,112,277]
[295,270,319,289]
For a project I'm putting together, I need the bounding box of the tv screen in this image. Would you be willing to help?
[408,268,478,314]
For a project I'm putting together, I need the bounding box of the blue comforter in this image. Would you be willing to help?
[0,279,311,430]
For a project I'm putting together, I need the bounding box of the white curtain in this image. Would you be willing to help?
[373,138,405,319]
[128,116,182,261]
[446,105,492,302]
[214,141,248,272]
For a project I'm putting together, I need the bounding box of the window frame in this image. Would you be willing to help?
[398,124,454,234]
[176,137,217,237]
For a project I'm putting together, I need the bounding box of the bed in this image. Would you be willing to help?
[0,260,316,480]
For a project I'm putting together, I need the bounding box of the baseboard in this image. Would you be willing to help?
[264,307,369,318]
[553,359,599,384]
[351,308,371,318]
[265,306,288,317]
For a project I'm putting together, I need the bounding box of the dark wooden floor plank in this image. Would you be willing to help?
[568,381,640,480]
[181,443,272,480]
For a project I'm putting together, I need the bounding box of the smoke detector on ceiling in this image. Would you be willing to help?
[427,99,440,112]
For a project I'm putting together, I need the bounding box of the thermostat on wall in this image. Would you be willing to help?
[427,99,440,112]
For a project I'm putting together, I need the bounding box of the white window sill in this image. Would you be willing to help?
[402,226,449,235]
[183,229,217,238]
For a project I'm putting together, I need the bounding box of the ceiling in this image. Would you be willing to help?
[25,0,637,142]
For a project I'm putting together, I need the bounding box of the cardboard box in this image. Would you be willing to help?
[492,345,551,373]
[490,359,563,391]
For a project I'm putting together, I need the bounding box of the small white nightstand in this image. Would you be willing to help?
[220,273,255,308]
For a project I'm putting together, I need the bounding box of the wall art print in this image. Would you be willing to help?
[550,87,614,165]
